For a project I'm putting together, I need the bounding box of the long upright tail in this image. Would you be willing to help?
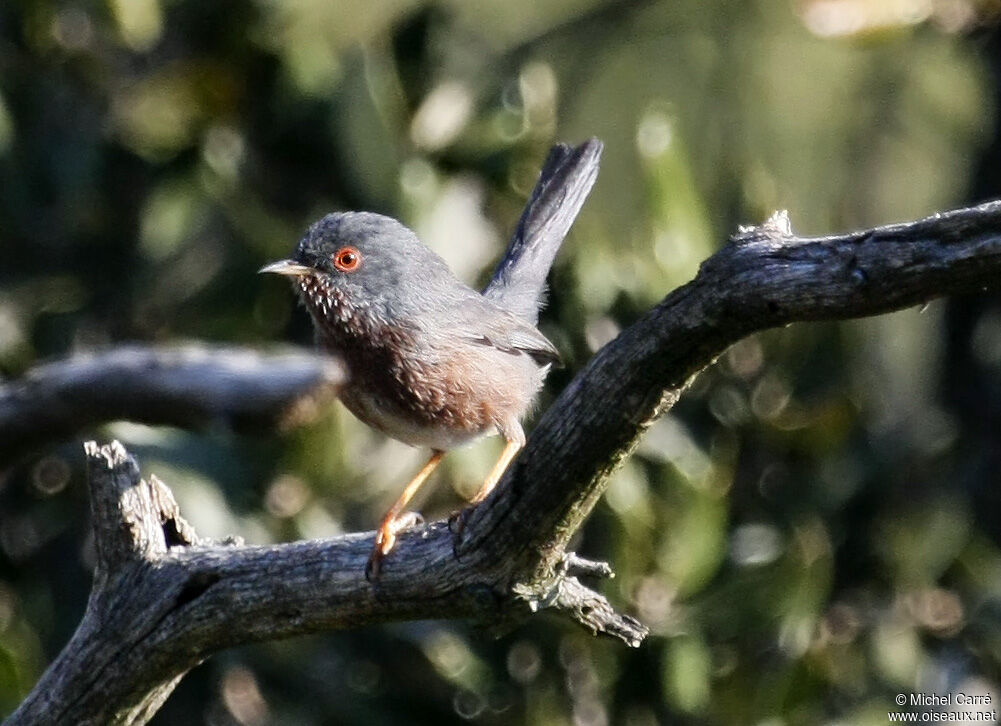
[482,138,603,323]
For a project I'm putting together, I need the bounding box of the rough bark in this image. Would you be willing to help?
[6,200,1001,724]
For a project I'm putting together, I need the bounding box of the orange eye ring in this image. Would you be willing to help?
[332,246,362,272]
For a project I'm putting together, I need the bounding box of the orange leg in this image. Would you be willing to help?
[469,437,523,504]
[367,450,444,579]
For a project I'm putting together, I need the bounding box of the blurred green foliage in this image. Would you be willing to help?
[2,0,1001,724]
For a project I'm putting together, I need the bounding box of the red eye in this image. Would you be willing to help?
[332,246,361,272]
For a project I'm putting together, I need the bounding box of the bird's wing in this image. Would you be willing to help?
[445,295,561,367]
[467,322,561,367]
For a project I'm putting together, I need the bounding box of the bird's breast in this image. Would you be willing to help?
[325,323,546,450]
[297,278,547,448]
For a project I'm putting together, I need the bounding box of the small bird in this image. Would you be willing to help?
[261,139,602,577]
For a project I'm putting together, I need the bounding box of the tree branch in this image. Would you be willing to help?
[0,345,345,466]
[454,202,1001,585]
[7,200,1001,724]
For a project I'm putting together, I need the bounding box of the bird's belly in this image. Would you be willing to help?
[337,345,546,450]
[340,388,490,450]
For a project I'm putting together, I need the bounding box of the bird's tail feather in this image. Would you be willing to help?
[482,138,602,323]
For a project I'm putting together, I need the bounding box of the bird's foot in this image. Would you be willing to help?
[365,511,424,581]
[447,507,466,534]
[448,507,474,560]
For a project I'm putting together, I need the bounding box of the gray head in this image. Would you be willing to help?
[260,212,463,328]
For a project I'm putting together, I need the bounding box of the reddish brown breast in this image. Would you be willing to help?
[335,325,540,443]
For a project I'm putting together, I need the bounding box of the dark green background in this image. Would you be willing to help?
[2,1,1001,724]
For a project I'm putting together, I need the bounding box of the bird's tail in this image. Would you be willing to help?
[482,138,603,323]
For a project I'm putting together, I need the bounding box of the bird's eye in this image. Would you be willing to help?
[332,246,361,272]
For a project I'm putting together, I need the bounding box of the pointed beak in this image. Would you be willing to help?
[258,259,314,276]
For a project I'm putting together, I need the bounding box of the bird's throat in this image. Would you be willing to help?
[296,274,386,353]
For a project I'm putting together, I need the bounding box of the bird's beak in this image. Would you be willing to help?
[258,259,314,276]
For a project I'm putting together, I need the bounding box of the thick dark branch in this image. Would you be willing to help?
[8,200,1001,725]
[455,202,1001,585]
[0,345,344,465]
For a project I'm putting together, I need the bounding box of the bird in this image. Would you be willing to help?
[260,138,602,578]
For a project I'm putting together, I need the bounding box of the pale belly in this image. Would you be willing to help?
[340,386,494,450]
[337,348,548,451]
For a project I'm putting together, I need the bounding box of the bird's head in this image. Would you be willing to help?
[260,212,456,330]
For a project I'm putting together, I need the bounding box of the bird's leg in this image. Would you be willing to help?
[448,435,524,557]
[366,450,444,580]
[469,436,523,504]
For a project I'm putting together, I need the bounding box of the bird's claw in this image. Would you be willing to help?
[365,511,425,582]
[365,547,386,581]
[448,507,474,560]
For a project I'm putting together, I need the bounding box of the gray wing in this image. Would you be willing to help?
[446,293,561,367]
[467,321,561,367]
